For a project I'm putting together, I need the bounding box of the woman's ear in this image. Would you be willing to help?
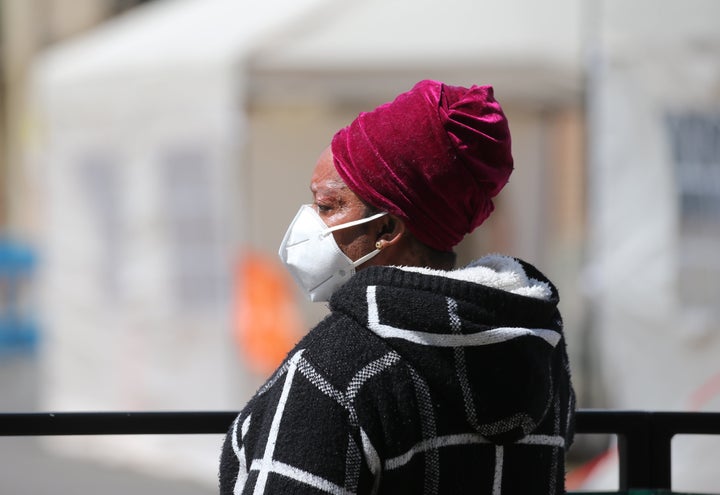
[375,215,405,249]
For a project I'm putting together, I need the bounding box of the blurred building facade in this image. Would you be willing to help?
[0,0,152,228]
[581,1,720,490]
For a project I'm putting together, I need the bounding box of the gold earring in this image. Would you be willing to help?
[375,241,383,250]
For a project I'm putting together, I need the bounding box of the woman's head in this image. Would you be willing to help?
[331,79,514,252]
[309,146,455,271]
[280,80,514,301]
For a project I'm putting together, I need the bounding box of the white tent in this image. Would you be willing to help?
[246,0,583,103]
[29,0,327,485]
[28,0,587,486]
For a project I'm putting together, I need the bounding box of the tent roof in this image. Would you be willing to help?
[35,0,585,103]
[245,0,584,103]
[35,0,328,85]
[251,0,583,70]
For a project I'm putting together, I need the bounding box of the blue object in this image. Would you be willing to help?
[0,236,40,355]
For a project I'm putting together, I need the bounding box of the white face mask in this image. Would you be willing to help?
[278,205,387,302]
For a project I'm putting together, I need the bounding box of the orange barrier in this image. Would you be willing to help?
[233,250,303,375]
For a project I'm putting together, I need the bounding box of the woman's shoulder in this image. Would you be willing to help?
[300,312,398,385]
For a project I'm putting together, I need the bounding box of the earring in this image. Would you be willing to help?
[375,241,383,250]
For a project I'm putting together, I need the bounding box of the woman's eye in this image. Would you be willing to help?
[316,203,332,213]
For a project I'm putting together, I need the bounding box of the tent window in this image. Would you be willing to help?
[79,152,124,299]
[161,146,226,309]
[667,113,720,307]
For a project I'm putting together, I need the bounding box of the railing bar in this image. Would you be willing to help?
[574,410,720,434]
[2,410,720,491]
[2,410,720,437]
[0,411,238,436]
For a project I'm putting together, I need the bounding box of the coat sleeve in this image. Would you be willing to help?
[219,414,245,495]
[218,350,382,494]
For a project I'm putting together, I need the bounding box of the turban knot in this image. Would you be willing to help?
[331,79,513,252]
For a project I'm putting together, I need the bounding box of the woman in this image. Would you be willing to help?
[219,80,575,494]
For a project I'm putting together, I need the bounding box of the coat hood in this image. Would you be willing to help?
[330,254,569,444]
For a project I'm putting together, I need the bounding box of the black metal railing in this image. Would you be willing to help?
[2,409,720,492]
[574,410,720,491]
[0,410,236,436]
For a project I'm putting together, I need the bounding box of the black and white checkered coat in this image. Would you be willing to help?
[220,255,575,494]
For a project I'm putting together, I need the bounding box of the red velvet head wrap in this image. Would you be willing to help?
[331,80,513,252]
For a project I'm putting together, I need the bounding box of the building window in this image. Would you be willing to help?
[161,145,228,309]
[667,112,720,308]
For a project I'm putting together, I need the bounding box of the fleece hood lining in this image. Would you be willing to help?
[394,254,552,301]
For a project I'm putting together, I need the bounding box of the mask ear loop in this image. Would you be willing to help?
[350,243,383,268]
[320,211,388,238]
[319,211,388,267]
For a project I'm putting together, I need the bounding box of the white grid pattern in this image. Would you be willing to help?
[367,286,561,347]
[234,347,402,494]
[365,284,566,494]
[229,279,569,494]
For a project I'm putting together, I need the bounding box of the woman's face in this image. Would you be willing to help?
[309,146,380,264]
